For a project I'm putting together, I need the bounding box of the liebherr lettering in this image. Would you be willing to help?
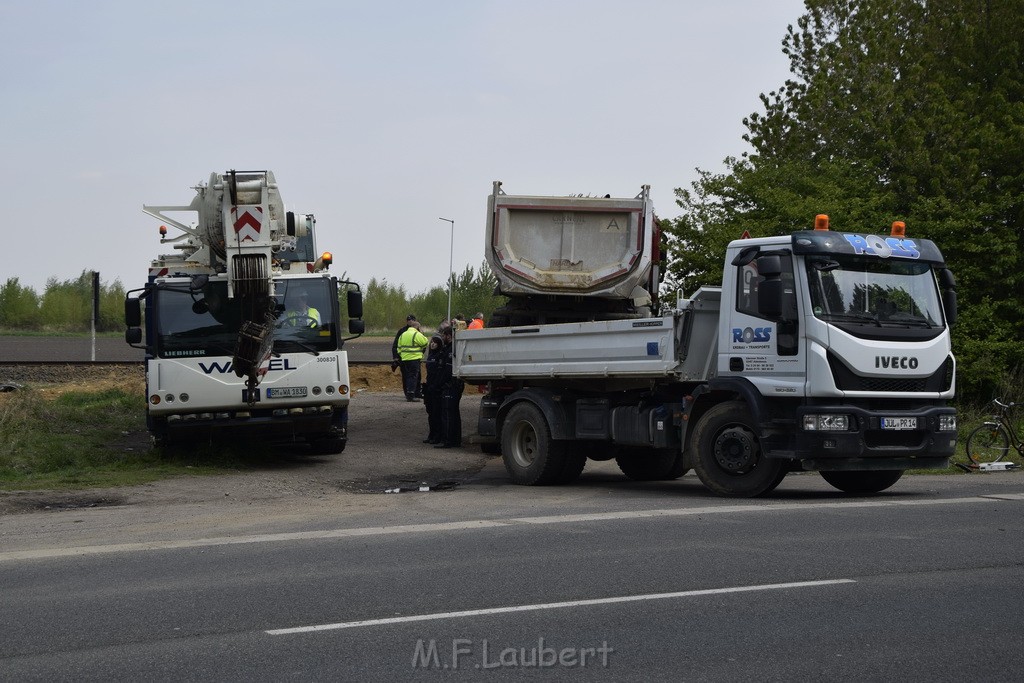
[198,358,297,374]
[875,356,919,370]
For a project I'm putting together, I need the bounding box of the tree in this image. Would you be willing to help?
[665,0,1024,401]
[0,278,43,330]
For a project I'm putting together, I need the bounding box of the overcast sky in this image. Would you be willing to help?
[1,0,806,297]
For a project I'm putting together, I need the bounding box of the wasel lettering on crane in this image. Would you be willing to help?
[199,358,297,375]
[843,234,921,259]
[875,356,919,370]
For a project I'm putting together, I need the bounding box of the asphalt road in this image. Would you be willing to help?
[2,473,1022,680]
[0,335,393,363]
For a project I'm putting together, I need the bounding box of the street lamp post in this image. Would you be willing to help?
[439,217,455,323]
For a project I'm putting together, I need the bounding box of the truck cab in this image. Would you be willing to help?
[712,220,957,475]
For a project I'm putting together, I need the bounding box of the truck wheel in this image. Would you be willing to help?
[692,401,785,497]
[820,470,903,494]
[556,446,588,484]
[615,448,689,481]
[307,436,346,455]
[501,402,568,485]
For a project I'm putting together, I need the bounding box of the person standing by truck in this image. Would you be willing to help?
[422,321,449,443]
[467,312,485,330]
[394,317,428,401]
[434,325,463,448]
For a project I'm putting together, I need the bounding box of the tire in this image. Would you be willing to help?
[965,423,1009,464]
[615,447,689,481]
[500,402,568,485]
[556,446,588,484]
[820,470,903,494]
[307,435,346,455]
[691,401,785,497]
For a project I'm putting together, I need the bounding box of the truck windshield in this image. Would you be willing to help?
[805,256,944,329]
[154,278,336,358]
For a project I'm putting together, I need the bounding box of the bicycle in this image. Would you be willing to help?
[965,399,1024,465]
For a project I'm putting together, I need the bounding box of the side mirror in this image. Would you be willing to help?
[348,319,365,335]
[125,298,142,327]
[756,254,783,278]
[347,290,364,319]
[758,280,783,318]
[938,268,956,289]
[126,327,143,345]
[754,255,783,318]
[942,289,957,327]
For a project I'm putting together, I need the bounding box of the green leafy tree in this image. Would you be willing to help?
[362,278,410,332]
[665,0,1024,401]
[0,278,43,330]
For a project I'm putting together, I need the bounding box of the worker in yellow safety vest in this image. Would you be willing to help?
[392,315,429,401]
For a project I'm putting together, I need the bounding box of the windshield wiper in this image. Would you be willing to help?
[274,339,320,356]
[824,312,882,327]
[880,312,937,328]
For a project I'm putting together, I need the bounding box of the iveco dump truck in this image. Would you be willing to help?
[125,170,364,453]
[456,183,958,497]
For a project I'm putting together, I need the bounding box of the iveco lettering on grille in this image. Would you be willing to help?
[875,356,920,370]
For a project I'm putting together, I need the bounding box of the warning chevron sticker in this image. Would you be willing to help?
[232,206,263,242]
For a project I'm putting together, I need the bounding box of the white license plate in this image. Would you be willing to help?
[267,386,307,399]
[881,417,917,430]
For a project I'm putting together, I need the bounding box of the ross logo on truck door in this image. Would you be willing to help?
[875,356,919,370]
[733,327,772,344]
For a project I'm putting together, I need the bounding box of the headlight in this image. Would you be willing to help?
[938,415,957,432]
[803,414,850,431]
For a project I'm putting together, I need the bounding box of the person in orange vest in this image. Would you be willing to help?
[467,312,485,330]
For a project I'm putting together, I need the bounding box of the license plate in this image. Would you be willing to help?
[267,386,307,399]
[881,417,917,430]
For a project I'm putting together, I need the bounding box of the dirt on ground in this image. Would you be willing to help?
[0,363,491,519]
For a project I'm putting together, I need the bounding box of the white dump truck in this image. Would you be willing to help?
[457,184,958,497]
[124,170,364,452]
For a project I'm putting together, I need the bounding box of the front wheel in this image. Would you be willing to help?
[965,423,1009,464]
[691,401,785,497]
[820,470,903,494]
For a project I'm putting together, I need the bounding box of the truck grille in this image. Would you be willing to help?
[828,352,954,393]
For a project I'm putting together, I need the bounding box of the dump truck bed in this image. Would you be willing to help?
[455,289,721,383]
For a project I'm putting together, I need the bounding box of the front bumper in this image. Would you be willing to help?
[769,405,956,471]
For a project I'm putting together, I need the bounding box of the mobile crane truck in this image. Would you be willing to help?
[455,181,958,496]
[125,170,364,453]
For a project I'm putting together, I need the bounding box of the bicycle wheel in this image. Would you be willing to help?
[965,423,1009,464]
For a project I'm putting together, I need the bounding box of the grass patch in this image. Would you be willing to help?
[0,386,266,491]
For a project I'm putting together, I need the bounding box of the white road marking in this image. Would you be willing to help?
[1,493,1019,563]
[266,579,857,635]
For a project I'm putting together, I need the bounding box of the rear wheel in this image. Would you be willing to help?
[965,423,1009,464]
[615,447,689,481]
[820,470,903,494]
[501,403,568,485]
[691,401,785,497]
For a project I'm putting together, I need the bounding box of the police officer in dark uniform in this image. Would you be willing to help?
[422,321,448,444]
[434,324,463,448]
